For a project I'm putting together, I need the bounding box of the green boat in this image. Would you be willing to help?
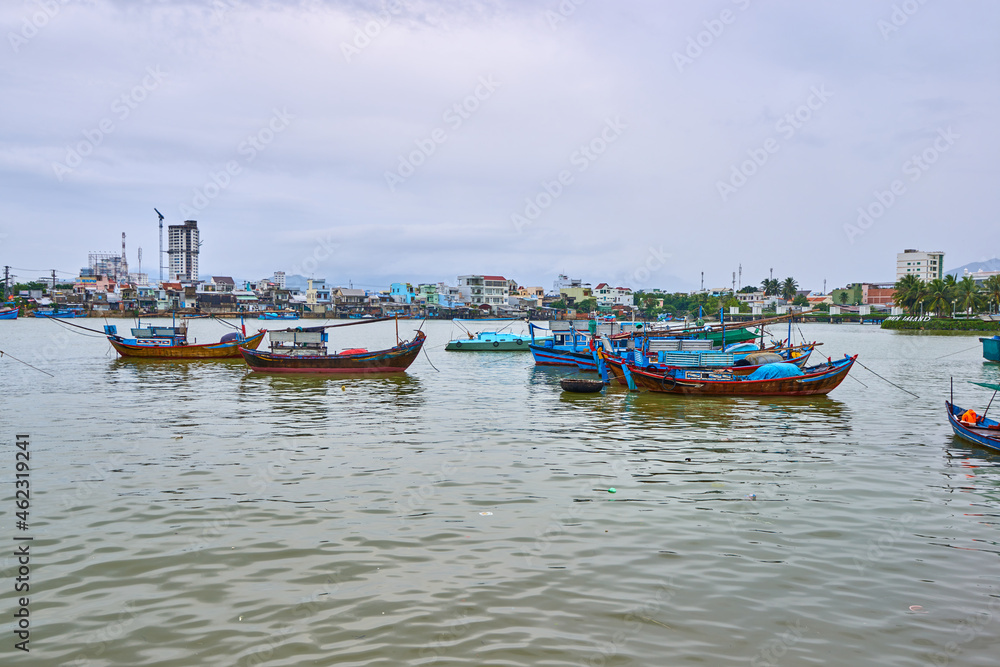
[982,335,1000,362]
[446,331,551,351]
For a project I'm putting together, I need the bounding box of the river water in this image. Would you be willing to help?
[2,319,999,666]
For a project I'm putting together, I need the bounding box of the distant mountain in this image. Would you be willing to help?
[946,258,1000,277]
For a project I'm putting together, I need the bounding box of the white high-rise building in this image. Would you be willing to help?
[273,271,286,289]
[896,249,944,283]
[168,220,199,282]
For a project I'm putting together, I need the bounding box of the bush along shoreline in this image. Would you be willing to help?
[881,316,1000,333]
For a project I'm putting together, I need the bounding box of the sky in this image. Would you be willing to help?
[1,0,998,293]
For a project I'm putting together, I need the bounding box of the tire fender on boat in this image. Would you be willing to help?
[493,341,500,347]
[660,375,677,391]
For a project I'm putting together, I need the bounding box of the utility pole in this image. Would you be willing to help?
[2,266,9,300]
[732,271,736,294]
[700,271,704,292]
[738,264,742,291]
[770,267,773,282]
[51,269,57,296]
[823,279,826,294]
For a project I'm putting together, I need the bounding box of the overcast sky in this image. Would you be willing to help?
[2,0,997,292]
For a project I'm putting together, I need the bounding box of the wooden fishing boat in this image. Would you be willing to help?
[625,355,857,396]
[604,346,816,387]
[258,311,300,321]
[106,323,265,359]
[240,326,426,373]
[946,381,1000,453]
[34,308,85,318]
[0,307,17,320]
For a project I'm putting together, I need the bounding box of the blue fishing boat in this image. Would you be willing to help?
[0,307,17,320]
[946,381,1000,453]
[982,335,1000,362]
[34,308,85,318]
[258,311,300,321]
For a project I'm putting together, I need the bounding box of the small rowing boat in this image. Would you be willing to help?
[946,381,1000,453]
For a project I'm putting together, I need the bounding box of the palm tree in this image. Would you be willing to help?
[984,275,1000,314]
[838,291,848,305]
[760,278,779,296]
[955,276,982,314]
[781,277,798,301]
[922,278,953,316]
[893,274,925,314]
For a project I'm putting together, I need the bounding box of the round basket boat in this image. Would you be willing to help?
[560,378,606,393]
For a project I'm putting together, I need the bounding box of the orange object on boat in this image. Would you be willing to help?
[961,409,979,425]
[338,348,369,355]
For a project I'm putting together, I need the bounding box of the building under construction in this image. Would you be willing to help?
[85,252,128,283]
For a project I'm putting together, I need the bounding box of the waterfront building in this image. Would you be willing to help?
[458,275,509,306]
[896,249,944,282]
[559,285,592,306]
[390,282,416,304]
[273,271,286,289]
[962,268,1000,286]
[168,220,200,282]
[594,283,634,308]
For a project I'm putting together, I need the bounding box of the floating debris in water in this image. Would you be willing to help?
[608,488,616,493]
[745,493,757,501]
[479,511,492,516]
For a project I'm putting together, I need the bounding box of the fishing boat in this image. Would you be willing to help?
[0,307,17,320]
[982,335,1000,362]
[258,311,300,321]
[946,381,1000,453]
[624,354,857,396]
[602,344,817,386]
[240,320,426,373]
[34,308,85,318]
[105,322,265,359]
[445,319,549,351]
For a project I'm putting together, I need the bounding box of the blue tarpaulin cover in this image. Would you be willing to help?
[746,363,804,380]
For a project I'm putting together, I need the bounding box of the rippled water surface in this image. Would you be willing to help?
[2,319,1000,666]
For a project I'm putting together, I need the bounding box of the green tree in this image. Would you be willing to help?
[838,291,848,305]
[955,276,982,314]
[792,294,809,307]
[576,298,597,313]
[893,274,925,314]
[761,278,780,296]
[922,278,953,316]
[984,275,1000,313]
[549,299,566,310]
[781,277,798,301]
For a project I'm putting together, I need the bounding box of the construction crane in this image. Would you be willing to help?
[154,208,164,284]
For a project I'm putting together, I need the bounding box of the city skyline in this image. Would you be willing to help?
[2,1,998,292]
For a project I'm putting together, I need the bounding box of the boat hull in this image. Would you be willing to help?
[0,309,17,320]
[108,331,266,359]
[240,331,425,373]
[946,401,1000,453]
[982,336,1000,362]
[627,356,856,396]
[528,344,585,366]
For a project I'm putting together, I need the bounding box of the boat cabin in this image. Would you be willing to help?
[268,328,328,356]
